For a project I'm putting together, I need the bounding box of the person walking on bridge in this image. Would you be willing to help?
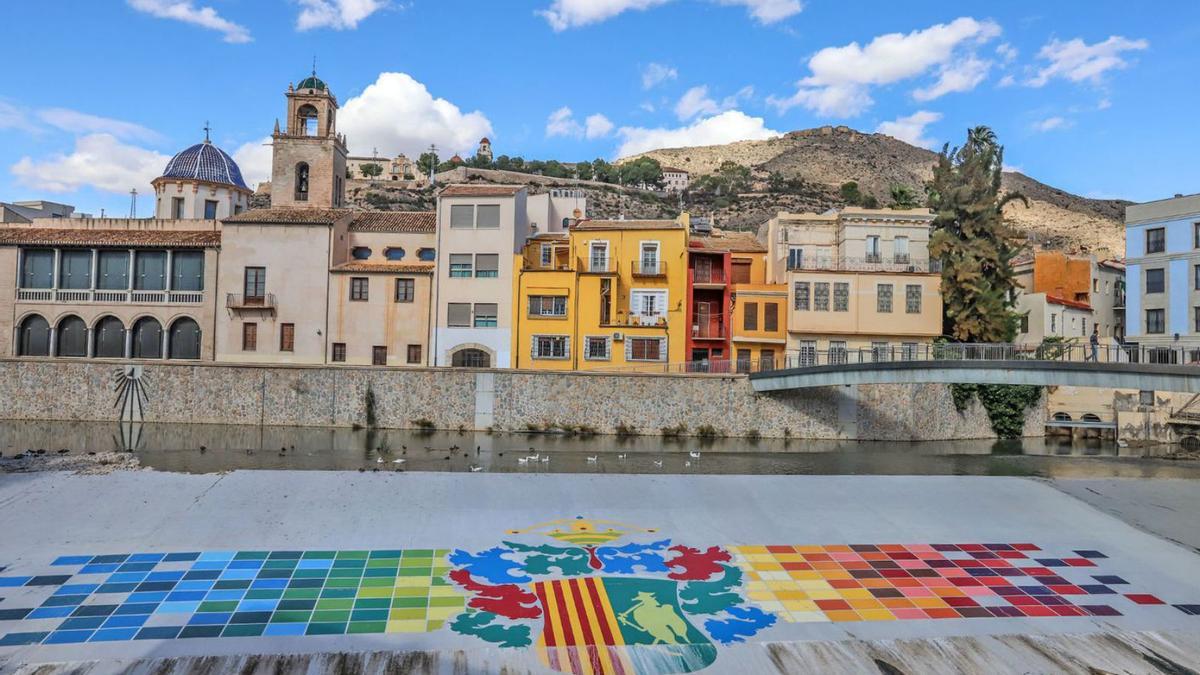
[1088,325,1100,362]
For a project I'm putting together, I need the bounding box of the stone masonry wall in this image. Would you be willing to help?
[0,360,1043,440]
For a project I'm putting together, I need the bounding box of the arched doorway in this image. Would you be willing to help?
[17,314,50,356]
[131,317,163,359]
[94,316,126,358]
[451,348,491,368]
[56,315,87,357]
[168,317,201,360]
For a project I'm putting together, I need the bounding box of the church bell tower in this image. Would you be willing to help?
[270,68,348,208]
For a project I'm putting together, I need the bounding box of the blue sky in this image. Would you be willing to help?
[2,0,1196,216]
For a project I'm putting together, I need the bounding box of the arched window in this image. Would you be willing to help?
[168,317,201,360]
[451,348,490,368]
[56,316,87,357]
[296,104,319,136]
[385,247,405,261]
[417,248,436,262]
[94,316,126,358]
[295,162,310,202]
[351,247,372,260]
[131,317,163,359]
[17,314,50,357]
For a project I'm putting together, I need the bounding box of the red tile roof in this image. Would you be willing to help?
[331,262,434,274]
[439,184,523,198]
[0,227,220,247]
[573,219,683,231]
[223,208,350,224]
[349,212,435,233]
[1047,296,1093,311]
[690,231,766,253]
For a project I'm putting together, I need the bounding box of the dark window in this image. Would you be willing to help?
[352,247,371,260]
[1195,264,1200,291]
[744,302,758,331]
[1020,315,1029,334]
[295,162,310,201]
[474,303,498,327]
[1146,309,1165,334]
[20,250,54,288]
[599,279,612,324]
[407,344,422,364]
[764,303,779,332]
[1195,307,1200,334]
[814,283,829,311]
[629,337,663,361]
[244,267,266,301]
[203,200,218,219]
[373,346,387,366]
[731,261,752,284]
[529,296,567,317]
[332,343,346,362]
[98,251,130,290]
[906,284,922,313]
[242,322,257,351]
[280,323,295,352]
[760,349,775,370]
[475,254,499,278]
[171,251,204,291]
[794,282,810,311]
[533,336,568,359]
[94,316,125,358]
[877,284,893,313]
[447,303,471,327]
[1146,227,1165,254]
[736,348,751,372]
[132,317,163,359]
[395,278,415,302]
[350,277,369,301]
[385,247,405,261]
[833,282,849,312]
[449,254,473,277]
[56,316,87,357]
[168,317,201,360]
[17,314,50,356]
[417,248,436,261]
[1146,268,1165,294]
[1195,222,1200,249]
[59,250,92,290]
[134,251,167,290]
[451,348,490,367]
[172,197,185,219]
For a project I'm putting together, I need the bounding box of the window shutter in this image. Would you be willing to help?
[563,336,570,358]
[625,338,633,361]
[531,335,538,359]
[658,337,668,362]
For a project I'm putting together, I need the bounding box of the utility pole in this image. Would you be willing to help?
[428,144,438,186]
[129,189,138,218]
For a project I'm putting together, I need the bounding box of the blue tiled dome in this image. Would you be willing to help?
[159,141,248,190]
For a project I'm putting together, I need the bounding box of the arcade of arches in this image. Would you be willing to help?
[15,313,202,360]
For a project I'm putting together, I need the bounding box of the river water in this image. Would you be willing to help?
[1,420,1197,479]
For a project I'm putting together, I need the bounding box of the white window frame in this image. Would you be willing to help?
[474,253,499,278]
[630,289,668,323]
[625,336,667,362]
[531,334,570,360]
[639,241,661,275]
[589,241,609,273]
[448,254,473,278]
[540,244,554,267]
[529,295,568,318]
[583,336,612,361]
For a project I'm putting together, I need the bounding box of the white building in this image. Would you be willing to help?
[153,138,253,220]
[662,167,690,193]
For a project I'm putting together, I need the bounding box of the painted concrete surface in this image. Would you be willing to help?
[1052,478,1200,553]
[0,472,1199,674]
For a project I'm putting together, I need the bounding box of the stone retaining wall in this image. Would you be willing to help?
[0,360,1044,440]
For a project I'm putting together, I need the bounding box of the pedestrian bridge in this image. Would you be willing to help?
[746,344,1200,393]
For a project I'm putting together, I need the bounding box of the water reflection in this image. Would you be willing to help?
[0,420,1196,480]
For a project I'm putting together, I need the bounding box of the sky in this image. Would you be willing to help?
[1,0,1197,217]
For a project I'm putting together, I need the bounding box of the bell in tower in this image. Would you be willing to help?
[269,65,348,208]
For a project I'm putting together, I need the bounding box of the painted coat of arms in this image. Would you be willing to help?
[447,517,774,675]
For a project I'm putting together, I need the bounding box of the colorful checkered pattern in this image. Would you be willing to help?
[730,543,1196,623]
[0,549,463,646]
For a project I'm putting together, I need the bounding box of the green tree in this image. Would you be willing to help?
[840,181,863,205]
[591,158,618,183]
[542,160,570,178]
[889,184,920,209]
[417,152,439,177]
[619,157,664,188]
[927,126,1028,342]
[359,163,383,179]
[575,161,594,181]
[494,155,512,171]
[767,172,786,193]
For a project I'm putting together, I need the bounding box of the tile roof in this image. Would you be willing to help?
[439,184,524,198]
[0,227,220,247]
[330,262,434,274]
[223,208,350,224]
[573,219,683,231]
[1047,296,1093,311]
[349,211,436,233]
[690,231,766,253]
[158,141,248,190]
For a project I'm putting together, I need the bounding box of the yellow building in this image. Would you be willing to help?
[513,219,689,370]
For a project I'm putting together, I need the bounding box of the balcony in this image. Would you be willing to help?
[579,257,614,274]
[606,313,668,328]
[226,293,277,312]
[787,255,941,273]
[16,288,206,305]
[522,259,573,272]
[691,321,727,339]
[631,260,667,278]
[691,267,726,287]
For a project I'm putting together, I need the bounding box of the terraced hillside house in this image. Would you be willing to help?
[764,207,943,365]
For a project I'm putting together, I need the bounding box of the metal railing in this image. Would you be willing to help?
[226,293,277,310]
[631,260,667,277]
[692,267,726,284]
[691,319,726,338]
[16,288,205,304]
[787,256,941,273]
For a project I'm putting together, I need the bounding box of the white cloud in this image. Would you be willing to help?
[1097,98,1112,110]
[0,101,39,133]
[339,72,493,157]
[674,85,753,121]
[36,108,162,143]
[232,136,274,188]
[545,107,584,138]
[1032,116,1071,132]
[641,63,679,90]
[539,0,799,30]
[126,0,251,43]
[585,114,615,139]
[769,17,1001,117]
[997,74,1016,88]
[913,56,990,101]
[1002,164,1023,174]
[296,0,386,31]
[639,102,657,113]
[1028,35,1148,87]
[996,42,1018,63]
[616,110,781,157]
[11,134,169,194]
[875,110,943,149]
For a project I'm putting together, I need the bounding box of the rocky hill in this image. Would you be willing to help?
[625,126,1130,257]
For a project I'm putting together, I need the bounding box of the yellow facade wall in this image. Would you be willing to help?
[731,283,788,367]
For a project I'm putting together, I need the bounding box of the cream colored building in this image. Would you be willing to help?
[430,184,531,368]
[764,207,943,362]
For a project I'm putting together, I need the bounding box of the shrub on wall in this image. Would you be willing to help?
[951,384,1042,439]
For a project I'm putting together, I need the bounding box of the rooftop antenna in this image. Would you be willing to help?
[428,143,438,186]
[312,55,317,78]
[129,189,138,219]
[203,120,211,143]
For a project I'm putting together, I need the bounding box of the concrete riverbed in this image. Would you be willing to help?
[0,471,1198,673]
